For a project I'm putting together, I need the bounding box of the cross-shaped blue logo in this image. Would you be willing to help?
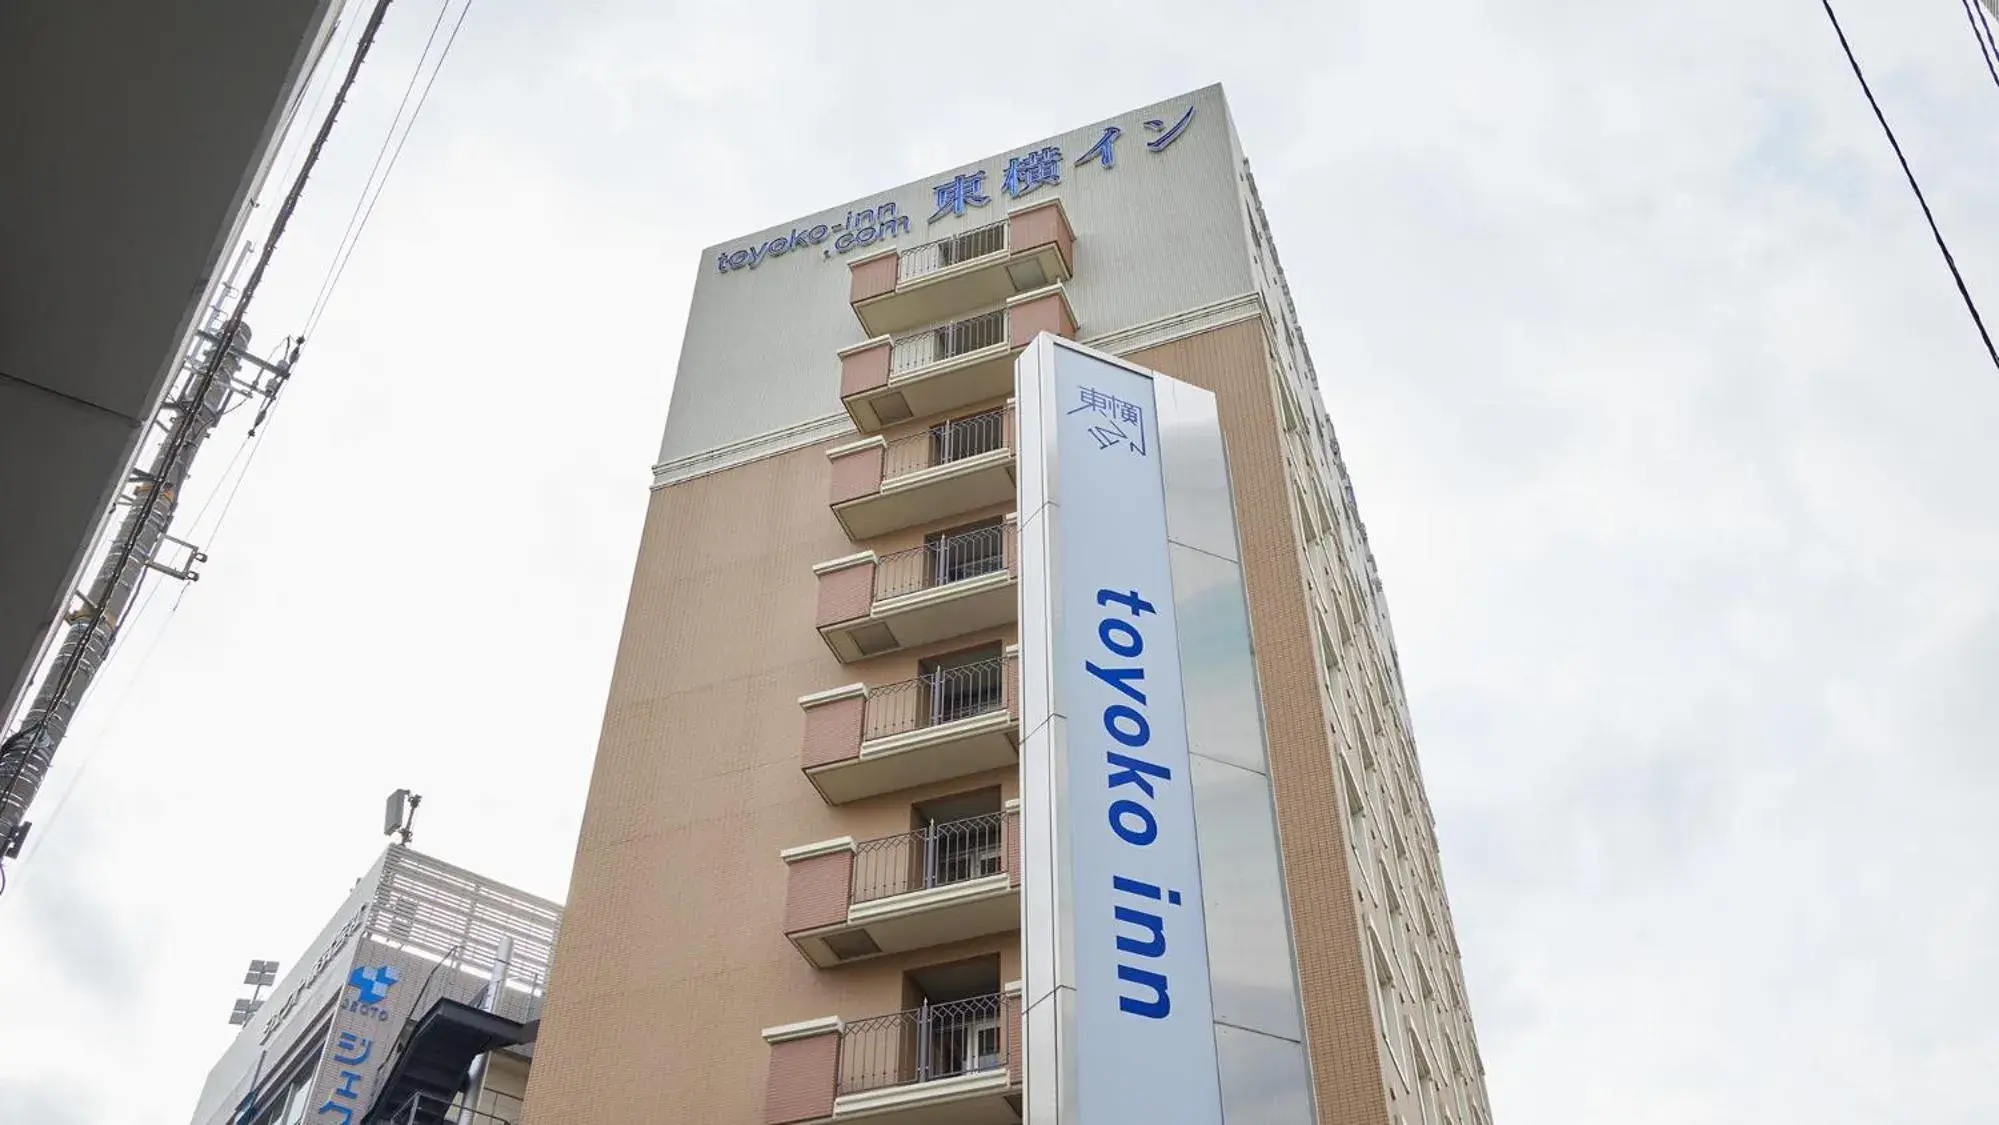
[347,964,399,1004]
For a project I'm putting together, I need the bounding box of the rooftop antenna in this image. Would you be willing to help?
[229,958,279,1026]
[384,788,421,846]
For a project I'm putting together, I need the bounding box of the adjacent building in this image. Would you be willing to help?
[523,84,1492,1125]
[189,845,561,1125]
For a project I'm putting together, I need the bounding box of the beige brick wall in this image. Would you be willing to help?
[1130,320,1391,1125]
[782,850,853,935]
[799,694,863,770]
[763,1031,838,1125]
[527,316,1409,1125]
[827,444,883,506]
[521,438,1020,1125]
[814,560,874,628]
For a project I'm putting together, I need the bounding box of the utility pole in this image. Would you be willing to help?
[0,256,292,861]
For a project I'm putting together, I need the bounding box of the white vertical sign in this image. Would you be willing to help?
[1051,345,1223,1123]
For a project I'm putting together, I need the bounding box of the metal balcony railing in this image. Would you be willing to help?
[377,1092,516,1125]
[850,813,1007,905]
[881,408,1008,481]
[369,944,548,1098]
[838,992,1009,1096]
[874,524,1010,602]
[888,308,1008,375]
[862,657,1007,741]
[896,220,1007,283]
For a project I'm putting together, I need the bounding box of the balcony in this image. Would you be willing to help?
[799,650,1020,805]
[763,990,1024,1125]
[372,1094,515,1125]
[815,521,1018,663]
[838,283,1076,434]
[781,808,1020,968]
[846,197,1074,339]
[827,407,1017,541]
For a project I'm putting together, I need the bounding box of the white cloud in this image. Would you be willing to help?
[3,1,1997,1122]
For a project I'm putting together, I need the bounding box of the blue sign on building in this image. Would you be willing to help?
[714,200,911,273]
[712,103,1197,279]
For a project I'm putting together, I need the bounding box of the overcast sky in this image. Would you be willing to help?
[4,1,1997,1122]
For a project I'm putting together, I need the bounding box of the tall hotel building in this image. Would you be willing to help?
[522,86,1493,1125]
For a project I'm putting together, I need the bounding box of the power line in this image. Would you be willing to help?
[1820,0,1999,373]
[304,0,477,339]
[304,0,456,335]
[0,0,403,890]
[22,410,285,870]
[1960,0,1999,93]
[1978,0,1999,77]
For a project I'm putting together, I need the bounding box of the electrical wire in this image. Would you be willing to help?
[270,0,369,203]
[303,0,456,335]
[1820,0,1999,373]
[0,0,403,893]
[1960,0,1999,93]
[20,388,286,870]
[18,581,192,868]
[304,0,477,339]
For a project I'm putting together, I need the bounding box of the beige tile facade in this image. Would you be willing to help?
[524,312,1490,1125]
[525,97,1489,1125]
[1128,321,1393,1124]
[521,426,1026,1124]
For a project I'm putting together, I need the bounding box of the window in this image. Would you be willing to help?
[1277,377,1302,433]
[247,1063,314,1125]
[1367,928,1405,1079]
[911,789,1004,888]
[923,518,1005,586]
[918,644,1005,727]
[925,413,1000,467]
[903,954,1005,1083]
[1341,760,1374,883]
[1412,1040,1441,1125]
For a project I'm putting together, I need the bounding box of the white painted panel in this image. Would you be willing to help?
[658,84,1255,466]
[1047,342,1222,1125]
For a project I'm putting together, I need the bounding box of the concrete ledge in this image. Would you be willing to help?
[811,551,877,576]
[836,334,893,358]
[761,1015,843,1043]
[825,435,886,458]
[798,683,868,708]
[780,837,856,863]
[847,246,900,268]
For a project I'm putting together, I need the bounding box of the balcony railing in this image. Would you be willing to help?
[837,992,1009,1096]
[896,221,1007,283]
[370,943,549,1099]
[850,813,1006,905]
[874,524,1009,602]
[888,308,1007,375]
[880,408,1008,482]
[862,657,1008,742]
[377,1092,516,1125]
